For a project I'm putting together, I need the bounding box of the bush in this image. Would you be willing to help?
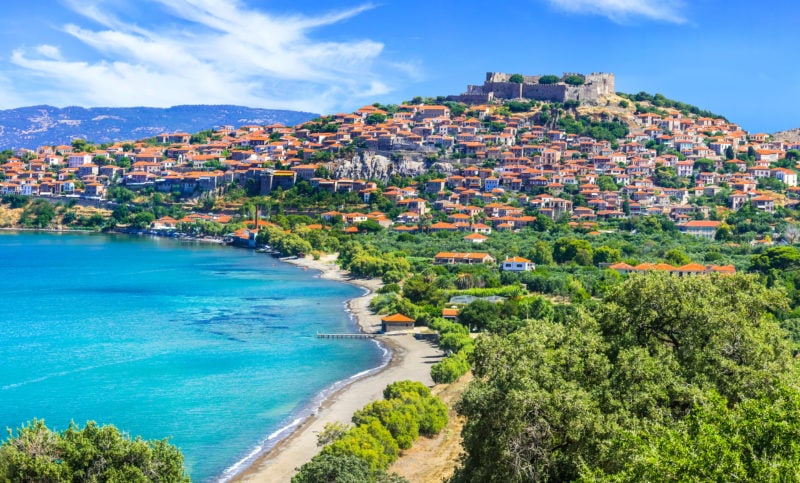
[353,399,420,449]
[323,420,399,472]
[292,453,376,483]
[431,352,470,383]
[0,420,189,482]
[383,381,448,436]
[296,380,447,480]
[377,283,401,294]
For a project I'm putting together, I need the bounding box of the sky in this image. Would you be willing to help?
[0,0,797,132]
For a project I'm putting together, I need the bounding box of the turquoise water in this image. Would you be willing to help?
[0,232,385,481]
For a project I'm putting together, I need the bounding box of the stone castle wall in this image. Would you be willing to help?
[448,71,615,105]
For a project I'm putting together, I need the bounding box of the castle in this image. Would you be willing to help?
[447,72,615,105]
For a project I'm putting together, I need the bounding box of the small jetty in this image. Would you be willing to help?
[316,333,378,339]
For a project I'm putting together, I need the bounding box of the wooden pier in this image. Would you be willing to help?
[316,333,378,339]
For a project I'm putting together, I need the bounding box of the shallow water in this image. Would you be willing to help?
[0,231,383,481]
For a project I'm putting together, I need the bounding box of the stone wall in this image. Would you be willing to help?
[449,71,615,105]
[522,84,569,102]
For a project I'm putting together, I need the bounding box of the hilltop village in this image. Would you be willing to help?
[5,73,800,482]
[0,73,796,252]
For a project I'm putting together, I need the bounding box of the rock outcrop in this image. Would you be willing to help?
[332,151,427,182]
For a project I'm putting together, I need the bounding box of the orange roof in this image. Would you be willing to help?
[504,256,531,263]
[651,263,677,271]
[609,262,634,270]
[381,313,415,323]
[434,252,491,260]
[677,263,707,272]
[709,265,736,274]
[442,308,459,317]
[684,220,722,228]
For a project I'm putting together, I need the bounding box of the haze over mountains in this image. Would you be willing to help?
[0,105,319,150]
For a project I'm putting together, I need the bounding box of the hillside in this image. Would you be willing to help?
[773,127,800,143]
[0,105,318,149]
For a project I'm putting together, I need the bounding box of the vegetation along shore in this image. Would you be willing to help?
[5,72,800,481]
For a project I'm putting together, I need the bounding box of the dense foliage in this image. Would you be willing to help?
[620,91,726,120]
[293,381,447,483]
[538,75,560,85]
[0,420,189,482]
[452,274,799,482]
[557,114,630,143]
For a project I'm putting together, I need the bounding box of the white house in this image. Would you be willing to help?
[772,168,798,187]
[67,153,93,168]
[501,256,535,272]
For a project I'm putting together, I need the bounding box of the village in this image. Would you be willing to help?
[1,74,797,268]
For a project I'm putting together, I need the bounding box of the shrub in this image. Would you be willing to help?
[563,74,585,86]
[322,420,399,472]
[0,420,189,482]
[431,352,470,383]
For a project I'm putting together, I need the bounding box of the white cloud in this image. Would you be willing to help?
[545,0,686,23]
[6,0,409,112]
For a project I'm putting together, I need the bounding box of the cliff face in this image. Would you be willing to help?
[332,151,427,181]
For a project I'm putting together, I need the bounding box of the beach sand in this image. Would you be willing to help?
[233,255,443,483]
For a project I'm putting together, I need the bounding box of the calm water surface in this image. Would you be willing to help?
[0,231,384,481]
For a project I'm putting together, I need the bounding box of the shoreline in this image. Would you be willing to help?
[4,230,442,481]
[230,255,442,483]
[0,227,227,245]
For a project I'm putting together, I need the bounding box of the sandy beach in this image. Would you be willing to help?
[233,254,443,483]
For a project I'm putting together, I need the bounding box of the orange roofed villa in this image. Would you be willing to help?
[609,262,735,276]
[433,252,496,265]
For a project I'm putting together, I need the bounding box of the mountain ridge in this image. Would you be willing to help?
[0,104,319,150]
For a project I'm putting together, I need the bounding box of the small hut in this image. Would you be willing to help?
[381,313,415,333]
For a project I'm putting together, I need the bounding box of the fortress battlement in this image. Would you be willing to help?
[448,71,615,105]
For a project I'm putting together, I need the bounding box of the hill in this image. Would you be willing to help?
[773,127,800,143]
[0,105,318,150]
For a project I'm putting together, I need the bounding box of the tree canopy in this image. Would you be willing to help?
[0,420,189,482]
[453,273,799,482]
[538,75,560,85]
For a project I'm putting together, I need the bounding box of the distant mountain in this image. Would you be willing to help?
[0,105,319,150]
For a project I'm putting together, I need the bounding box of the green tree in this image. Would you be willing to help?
[528,240,554,266]
[597,175,618,192]
[454,274,797,482]
[563,74,584,86]
[538,75,560,84]
[431,352,470,383]
[508,74,525,83]
[366,113,388,125]
[663,248,691,266]
[593,246,621,265]
[457,300,501,332]
[553,238,592,264]
[0,420,189,482]
[292,453,375,483]
[693,158,714,172]
[322,420,399,472]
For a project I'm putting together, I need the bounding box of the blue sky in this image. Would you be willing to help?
[0,0,796,132]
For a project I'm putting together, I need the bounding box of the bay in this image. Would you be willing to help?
[0,231,384,481]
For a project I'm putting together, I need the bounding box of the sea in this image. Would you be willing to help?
[0,231,386,481]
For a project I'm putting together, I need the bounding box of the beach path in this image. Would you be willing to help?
[234,256,443,482]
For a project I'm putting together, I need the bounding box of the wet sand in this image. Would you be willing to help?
[233,255,442,482]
